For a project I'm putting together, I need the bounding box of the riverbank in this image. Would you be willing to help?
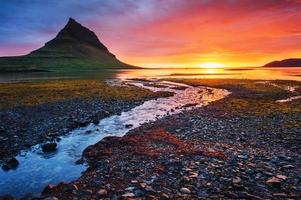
[0,80,172,163]
[43,79,301,199]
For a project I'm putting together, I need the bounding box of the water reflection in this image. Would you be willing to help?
[116,67,301,81]
[1,67,301,83]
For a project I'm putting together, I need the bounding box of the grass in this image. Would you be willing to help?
[0,80,172,109]
[0,42,135,73]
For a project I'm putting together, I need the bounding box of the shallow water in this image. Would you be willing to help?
[257,81,301,103]
[0,79,229,197]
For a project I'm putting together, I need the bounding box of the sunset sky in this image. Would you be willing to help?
[1,0,301,68]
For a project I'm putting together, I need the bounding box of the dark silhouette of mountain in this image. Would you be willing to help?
[0,18,135,73]
[263,58,301,67]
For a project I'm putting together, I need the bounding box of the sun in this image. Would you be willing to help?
[198,62,225,68]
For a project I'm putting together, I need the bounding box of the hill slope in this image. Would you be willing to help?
[0,18,136,73]
[263,58,301,67]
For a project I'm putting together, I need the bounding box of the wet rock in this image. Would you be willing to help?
[42,143,57,152]
[125,124,133,128]
[43,197,59,200]
[2,157,19,171]
[180,187,191,194]
[0,194,16,200]
[72,184,79,191]
[42,184,56,194]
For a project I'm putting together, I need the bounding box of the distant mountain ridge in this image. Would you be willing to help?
[0,18,135,73]
[263,58,301,67]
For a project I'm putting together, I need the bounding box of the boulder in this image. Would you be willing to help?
[42,143,57,152]
[2,157,19,171]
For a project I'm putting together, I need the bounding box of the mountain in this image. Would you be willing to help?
[0,18,136,73]
[263,58,301,67]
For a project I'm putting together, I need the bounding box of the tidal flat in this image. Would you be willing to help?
[37,79,300,199]
[0,78,300,199]
[0,80,172,161]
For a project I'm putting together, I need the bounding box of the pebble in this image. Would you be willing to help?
[232,177,241,184]
[273,193,287,198]
[43,197,59,200]
[275,175,287,180]
[122,192,135,198]
[97,189,107,196]
[180,187,191,194]
[2,157,19,171]
[266,177,282,186]
[125,124,133,128]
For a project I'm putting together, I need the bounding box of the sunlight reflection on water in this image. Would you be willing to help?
[116,67,301,81]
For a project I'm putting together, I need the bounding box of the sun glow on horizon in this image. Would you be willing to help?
[197,62,225,69]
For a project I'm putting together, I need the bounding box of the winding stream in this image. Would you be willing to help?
[0,79,230,197]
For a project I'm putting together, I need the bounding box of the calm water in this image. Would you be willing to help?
[0,67,301,82]
[0,80,229,197]
[116,67,301,81]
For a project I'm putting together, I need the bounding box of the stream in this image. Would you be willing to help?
[0,79,230,197]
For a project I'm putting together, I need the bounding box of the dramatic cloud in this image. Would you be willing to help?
[0,0,301,67]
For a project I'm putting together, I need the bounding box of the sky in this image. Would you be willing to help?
[0,0,301,68]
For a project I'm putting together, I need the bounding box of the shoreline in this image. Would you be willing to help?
[0,80,172,163]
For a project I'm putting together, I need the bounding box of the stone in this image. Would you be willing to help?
[161,193,170,199]
[71,184,79,191]
[275,175,287,180]
[145,186,156,194]
[233,177,241,184]
[273,193,287,198]
[122,192,135,198]
[134,189,144,197]
[43,197,59,200]
[131,180,138,183]
[281,164,294,169]
[2,157,19,171]
[0,194,16,200]
[180,187,191,194]
[125,186,136,191]
[42,143,57,152]
[97,189,107,196]
[125,124,133,128]
[139,182,147,188]
[266,177,282,187]
[42,184,56,194]
[189,172,198,178]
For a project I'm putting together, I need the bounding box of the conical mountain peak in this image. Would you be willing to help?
[45,18,110,52]
[0,18,135,73]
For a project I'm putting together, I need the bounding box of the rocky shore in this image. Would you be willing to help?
[41,79,301,199]
[0,80,172,165]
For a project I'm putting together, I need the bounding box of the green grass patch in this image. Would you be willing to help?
[0,80,172,109]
